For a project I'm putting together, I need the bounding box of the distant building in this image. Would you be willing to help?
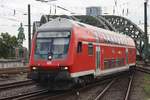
[86,7,102,16]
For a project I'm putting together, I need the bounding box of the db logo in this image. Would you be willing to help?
[47,61,52,64]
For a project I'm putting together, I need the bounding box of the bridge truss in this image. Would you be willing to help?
[33,15,146,58]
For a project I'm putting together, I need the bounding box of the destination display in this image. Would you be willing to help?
[37,31,70,38]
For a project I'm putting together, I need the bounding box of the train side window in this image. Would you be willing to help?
[77,42,82,53]
[88,43,93,55]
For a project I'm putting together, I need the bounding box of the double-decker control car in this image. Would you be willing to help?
[29,18,136,89]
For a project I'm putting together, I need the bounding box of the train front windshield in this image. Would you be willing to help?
[34,31,70,60]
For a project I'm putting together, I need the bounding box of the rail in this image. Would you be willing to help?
[0,67,29,75]
[0,79,34,90]
[25,72,130,100]
[93,73,134,100]
[124,74,134,100]
[0,89,49,100]
[94,79,116,100]
[135,66,150,74]
[25,75,118,100]
[0,72,134,100]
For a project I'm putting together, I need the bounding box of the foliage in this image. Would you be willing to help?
[0,32,18,58]
[143,74,150,99]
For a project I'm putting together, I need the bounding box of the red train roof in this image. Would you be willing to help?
[71,19,135,47]
[38,18,135,47]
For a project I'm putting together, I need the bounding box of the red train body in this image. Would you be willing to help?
[29,18,136,88]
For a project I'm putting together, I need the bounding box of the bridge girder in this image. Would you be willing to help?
[33,15,145,57]
[102,15,145,57]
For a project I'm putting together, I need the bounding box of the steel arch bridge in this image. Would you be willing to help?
[33,15,145,58]
[102,15,145,57]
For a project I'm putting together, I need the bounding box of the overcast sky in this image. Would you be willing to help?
[0,0,149,48]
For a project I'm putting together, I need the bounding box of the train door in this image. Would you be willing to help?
[95,46,101,76]
[126,48,128,65]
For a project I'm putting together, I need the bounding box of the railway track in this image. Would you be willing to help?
[9,75,116,100]
[94,79,116,100]
[0,67,29,75]
[23,78,114,100]
[0,79,34,90]
[0,89,49,100]
[93,73,134,100]
[124,74,134,100]
[37,73,128,100]
[0,72,135,100]
[0,66,146,100]
[135,66,150,74]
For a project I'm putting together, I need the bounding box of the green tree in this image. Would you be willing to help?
[0,32,18,58]
[18,23,25,46]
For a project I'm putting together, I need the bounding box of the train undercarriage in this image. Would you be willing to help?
[28,66,135,90]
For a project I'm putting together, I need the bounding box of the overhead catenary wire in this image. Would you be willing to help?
[0,4,48,16]
[35,0,77,14]
[0,0,78,22]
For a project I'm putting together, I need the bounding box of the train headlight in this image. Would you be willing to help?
[64,67,68,70]
[48,55,52,60]
[32,67,37,70]
[61,66,68,70]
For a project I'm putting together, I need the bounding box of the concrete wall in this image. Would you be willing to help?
[0,59,27,68]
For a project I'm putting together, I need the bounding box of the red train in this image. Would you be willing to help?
[29,18,136,89]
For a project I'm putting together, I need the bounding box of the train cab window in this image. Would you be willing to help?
[88,43,93,55]
[34,31,70,60]
[77,42,82,53]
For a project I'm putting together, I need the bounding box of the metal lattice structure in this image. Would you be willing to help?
[102,15,145,57]
[33,15,145,58]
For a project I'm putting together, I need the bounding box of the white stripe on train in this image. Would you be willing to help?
[70,63,135,78]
